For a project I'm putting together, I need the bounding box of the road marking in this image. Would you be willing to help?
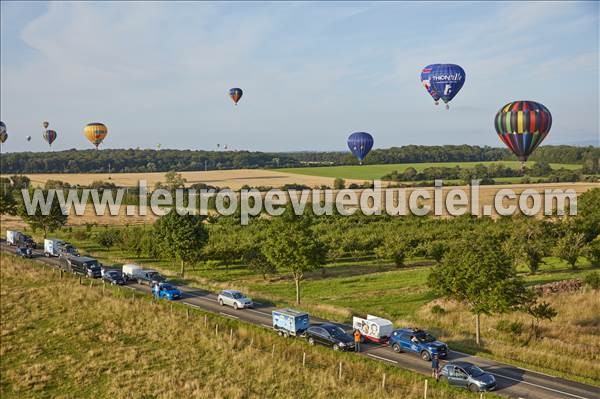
[253,301,263,305]
[219,312,239,319]
[366,354,398,364]
[183,302,202,309]
[261,324,272,329]
[247,309,270,316]
[490,372,593,399]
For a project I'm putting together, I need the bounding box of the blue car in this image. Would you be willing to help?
[388,328,448,361]
[154,283,182,300]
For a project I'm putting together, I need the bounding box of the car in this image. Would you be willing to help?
[388,328,448,361]
[217,290,253,310]
[439,362,496,392]
[102,270,126,285]
[16,247,33,258]
[305,323,355,351]
[153,283,182,300]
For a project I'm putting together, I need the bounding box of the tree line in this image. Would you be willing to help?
[1,145,598,174]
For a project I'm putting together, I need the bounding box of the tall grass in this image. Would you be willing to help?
[0,255,490,399]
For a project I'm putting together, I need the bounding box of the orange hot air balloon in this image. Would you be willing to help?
[84,122,108,149]
[43,121,49,129]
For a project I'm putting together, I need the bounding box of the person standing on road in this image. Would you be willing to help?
[153,282,160,298]
[353,329,362,352]
[431,354,440,381]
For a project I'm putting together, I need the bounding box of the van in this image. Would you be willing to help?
[44,239,65,257]
[6,230,22,246]
[63,255,102,278]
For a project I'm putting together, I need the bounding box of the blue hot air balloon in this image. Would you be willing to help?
[420,64,441,105]
[429,64,465,109]
[347,132,374,164]
[229,88,243,105]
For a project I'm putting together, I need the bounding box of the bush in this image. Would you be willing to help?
[430,305,446,315]
[71,230,89,241]
[584,271,600,290]
[496,320,524,335]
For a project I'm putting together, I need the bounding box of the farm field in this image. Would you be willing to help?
[277,161,582,181]
[0,255,489,399]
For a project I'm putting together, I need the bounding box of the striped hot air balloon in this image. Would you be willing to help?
[494,101,552,170]
[43,130,57,147]
[0,121,7,144]
[84,122,108,149]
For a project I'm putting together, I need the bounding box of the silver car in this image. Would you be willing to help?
[440,362,496,392]
[217,290,253,310]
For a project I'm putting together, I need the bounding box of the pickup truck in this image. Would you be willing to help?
[132,269,166,286]
[388,328,449,361]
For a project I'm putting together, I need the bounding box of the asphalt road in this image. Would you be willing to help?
[2,243,599,399]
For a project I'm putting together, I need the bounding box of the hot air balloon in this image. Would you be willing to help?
[495,101,552,171]
[43,130,57,147]
[347,132,374,165]
[429,64,465,109]
[84,122,108,149]
[229,88,243,105]
[26,135,32,142]
[420,64,441,105]
[43,121,49,129]
[0,121,6,135]
[0,122,7,144]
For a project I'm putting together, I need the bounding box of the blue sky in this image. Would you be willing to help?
[1,1,598,152]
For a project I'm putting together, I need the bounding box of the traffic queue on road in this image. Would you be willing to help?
[4,230,496,393]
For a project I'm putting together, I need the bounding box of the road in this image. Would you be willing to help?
[2,243,599,399]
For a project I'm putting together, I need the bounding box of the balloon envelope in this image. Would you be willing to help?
[347,132,374,162]
[84,122,108,149]
[43,121,49,129]
[429,64,465,105]
[43,130,57,146]
[495,101,552,163]
[420,64,441,103]
[26,136,32,141]
[229,88,243,105]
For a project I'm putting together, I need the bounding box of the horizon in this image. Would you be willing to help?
[1,1,599,153]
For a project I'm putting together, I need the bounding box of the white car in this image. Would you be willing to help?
[217,290,253,310]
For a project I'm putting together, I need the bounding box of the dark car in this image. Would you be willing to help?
[440,362,496,392]
[388,328,448,361]
[21,235,37,249]
[16,247,33,258]
[305,323,355,351]
[102,270,126,285]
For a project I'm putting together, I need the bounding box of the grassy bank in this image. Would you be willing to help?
[0,254,491,399]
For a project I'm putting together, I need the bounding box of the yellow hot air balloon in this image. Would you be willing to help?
[84,122,108,149]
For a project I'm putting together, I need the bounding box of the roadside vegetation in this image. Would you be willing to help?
[0,255,493,399]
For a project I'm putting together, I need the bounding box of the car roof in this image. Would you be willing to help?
[447,361,474,368]
[395,328,426,334]
[223,289,241,294]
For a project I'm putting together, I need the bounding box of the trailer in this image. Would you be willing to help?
[352,315,394,343]
[122,264,142,281]
[272,309,309,337]
[6,230,22,246]
[44,239,65,257]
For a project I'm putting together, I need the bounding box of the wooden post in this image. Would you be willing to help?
[89,280,93,288]
[102,281,106,294]
[229,328,233,342]
[302,352,306,367]
[79,275,82,285]
[424,379,428,399]
[215,324,219,336]
[170,304,173,314]
[480,394,483,399]
[249,337,254,348]
[204,315,208,327]
[271,344,275,358]
[186,308,190,320]
[338,362,342,380]
[60,269,63,279]
[382,373,386,390]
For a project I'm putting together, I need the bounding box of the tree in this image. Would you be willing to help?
[572,188,600,242]
[553,230,586,269]
[262,211,327,304]
[242,247,276,280]
[154,211,208,278]
[428,233,529,345]
[0,182,17,216]
[511,218,548,274]
[19,190,68,238]
[333,178,346,190]
[426,241,449,264]
[155,171,187,191]
[96,228,120,250]
[525,301,557,339]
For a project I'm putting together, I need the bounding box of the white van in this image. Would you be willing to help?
[6,230,22,246]
[44,239,65,257]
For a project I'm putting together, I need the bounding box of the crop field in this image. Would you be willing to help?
[0,255,488,399]
[277,161,582,181]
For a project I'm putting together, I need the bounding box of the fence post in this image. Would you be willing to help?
[249,337,254,348]
[89,280,93,288]
[170,304,173,314]
[230,328,233,343]
[186,308,190,320]
[215,324,219,336]
[204,315,208,327]
[424,379,428,399]
[79,275,82,285]
[302,352,306,368]
[60,269,63,279]
[271,344,275,358]
[338,362,342,380]
[103,281,106,294]
[480,394,483,399]
[382,373,386,390]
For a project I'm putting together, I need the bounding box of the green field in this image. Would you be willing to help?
[276,161,581,181]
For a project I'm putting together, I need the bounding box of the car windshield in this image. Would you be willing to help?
[161,284,175,291]
[416,333,436,343]
[107,271,121,278]
[232,292,245,299]
[148,272,163,279]
[324,326,347,338]
[85,261,100,269]
[465,365,485,377]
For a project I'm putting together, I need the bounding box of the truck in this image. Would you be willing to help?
[7,230,22,246]
[44,239,65,257]
[352,315,394,343]
[62,255,102,278]
[272,309,310,337]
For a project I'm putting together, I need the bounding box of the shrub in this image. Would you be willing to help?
[430,305,446,315]
[71,230,89,241]
[584,271,600,290]
[496,320,524,335]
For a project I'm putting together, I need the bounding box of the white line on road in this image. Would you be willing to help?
[261,324,272,329]
[183,302,202,309]
[366,354,398,364]
[491,372,593,399]
[219,312,239,319]
[247,309,270,316]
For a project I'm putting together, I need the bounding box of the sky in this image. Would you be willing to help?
[1,1,599,153]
